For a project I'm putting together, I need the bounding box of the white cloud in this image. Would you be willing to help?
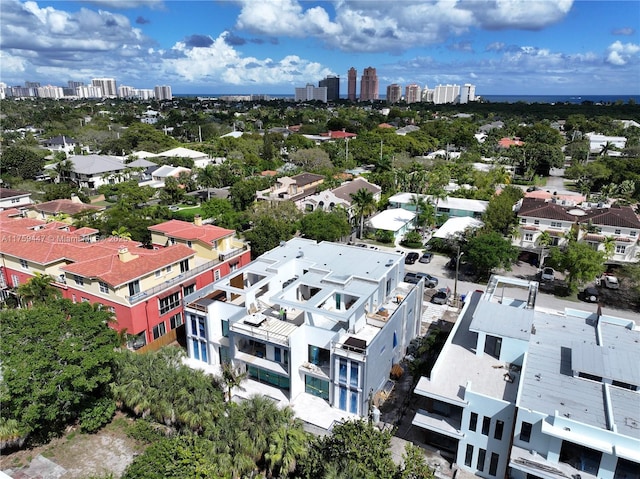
[165,32,332,86]
[233,0,574,53]
[77,0,165,9]
[606,40,640,66]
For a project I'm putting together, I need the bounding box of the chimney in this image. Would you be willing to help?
[194,214,203,227]
[118,247,139,263]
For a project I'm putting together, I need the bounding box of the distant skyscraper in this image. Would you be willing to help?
[405,84,422,104]
[347,67,357,101]
[386,84,402,104]
[294,83,328,103]
[319,76,340,101]
[360,67,379,101]
[460,83,476,104]
[154,85,173,100]
[433,84,460,104]
[91,78,117,98]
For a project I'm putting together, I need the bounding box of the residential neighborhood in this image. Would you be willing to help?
[1,95,639,478]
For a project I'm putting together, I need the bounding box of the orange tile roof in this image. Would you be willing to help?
[33,199,104,215]
[148,219,235,244]
[61,244,194,287]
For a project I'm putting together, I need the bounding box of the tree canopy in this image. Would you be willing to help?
[0,300,120,443]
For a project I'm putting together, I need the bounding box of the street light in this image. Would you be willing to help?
[454,245,464,307]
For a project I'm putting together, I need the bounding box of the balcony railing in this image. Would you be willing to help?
[219,244,248,262]
[126,244,248,304]
[230,321,291,346]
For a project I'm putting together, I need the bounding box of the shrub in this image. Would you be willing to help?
[79,397,116,433]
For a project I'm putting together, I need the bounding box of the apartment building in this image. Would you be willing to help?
[411,275,639,479]
[183,238,424,428]
[360,67,379,101]
[294,84,328,103]
[0,212,250,348]
[319,76,340,101]
[348,67,357,101]
[514,198,640,264]
[91,78,117,98]
[405,84,422,104]
[387,84,402,104]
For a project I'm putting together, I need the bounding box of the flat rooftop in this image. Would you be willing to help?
[519,312,640,439]
[415,291,521,404]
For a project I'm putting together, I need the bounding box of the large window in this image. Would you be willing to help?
[159,291,180,315]
[350,362,359,388]
[339,359,347,383]
[99,281,109,294]
[489,453,499,476]
[305,375,329,400]
[477,448,486,471]
[169,313,183,330]
[465,445,473,467]
[190,314,207,339]
[248,366,289,390]
[469,412,478,432]
[74,274,84,286]
[520,422,532,442]
[482,416,491,436]
[180,259,190,273]
[191,338,208,363]
[494,420,504,440]
[308,345,330,367]
[221,319,229,337]
[152,321,166,340]
[183,283,195,297]
[128,280,140,296]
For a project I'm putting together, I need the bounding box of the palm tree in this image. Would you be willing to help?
[197,164,219,200]
[536,231,553,267]
[599,141,615,157]
[602,236,616,259]
[111,226,132,240]
[220,361,247,402]
[409,194,435,230]
[266,421,308,478]
[17,273,61,307]
[350,188,376,239]
[54,159,74,183]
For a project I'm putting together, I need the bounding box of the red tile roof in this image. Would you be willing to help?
[148,219,235,244]
[518,198,576,222]
[33,199,104,215]
[61,244,194,287]
[323,131,357,139]
[580,206,640,229]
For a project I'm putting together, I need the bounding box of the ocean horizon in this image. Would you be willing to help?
[174,93,640,104]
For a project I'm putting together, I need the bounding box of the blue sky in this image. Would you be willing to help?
[1,0,638,96]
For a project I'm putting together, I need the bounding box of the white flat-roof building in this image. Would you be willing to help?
[411,275,639,479]
[388,193,488,219]
[183,238,424,430]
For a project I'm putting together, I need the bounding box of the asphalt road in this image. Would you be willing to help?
[395,247,640,323]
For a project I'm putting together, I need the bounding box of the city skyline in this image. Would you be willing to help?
[0,0,638,96]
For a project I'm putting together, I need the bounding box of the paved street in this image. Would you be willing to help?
[369,243,640,323]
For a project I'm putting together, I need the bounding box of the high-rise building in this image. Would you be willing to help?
[405,84,422,104]
[91,78,117,98]
[319,76,340,101]
[347,67,357,101]
[433,84,460,104]
[386,83,402,104]
[460,83,476,104]
[154,85,173,101]
[294,83,328,103]
[359,67,379,101]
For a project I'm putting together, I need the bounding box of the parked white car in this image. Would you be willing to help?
[603,274,619,289]
[540,267,555,281]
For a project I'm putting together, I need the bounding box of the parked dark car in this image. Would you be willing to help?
[419,252,433,263]
[403,272,420,284]
[405,252,420,264]
[416,272,438,288]
[431,288,451,305]
[579,286,600,303]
